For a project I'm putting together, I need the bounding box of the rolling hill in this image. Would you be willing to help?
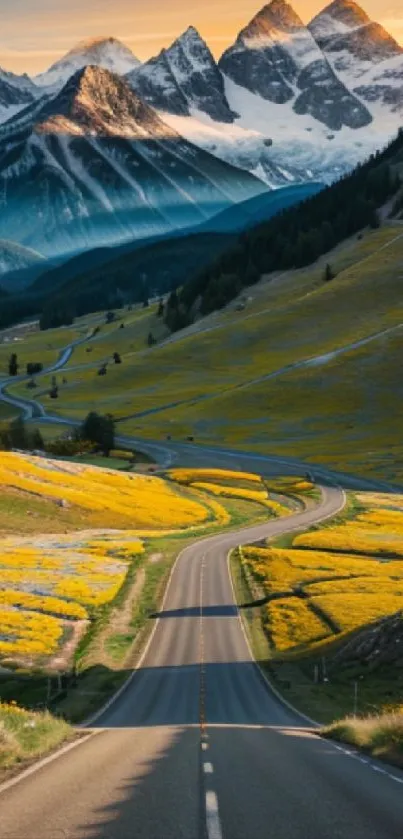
[8,128,402,485]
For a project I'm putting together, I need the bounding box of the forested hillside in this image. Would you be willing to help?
[171,129,403,325]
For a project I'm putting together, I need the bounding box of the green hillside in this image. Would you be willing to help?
[8,218,403,483]
[4,130,403,484]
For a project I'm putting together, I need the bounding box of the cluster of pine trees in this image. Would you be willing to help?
[167,129,402,329]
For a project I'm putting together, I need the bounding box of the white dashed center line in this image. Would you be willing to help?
[203,762,214,774]
[205,789,223,839]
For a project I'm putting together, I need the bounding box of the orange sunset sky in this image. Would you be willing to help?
[0,0,401,75]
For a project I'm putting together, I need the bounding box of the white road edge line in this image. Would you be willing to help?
[205,789,223,839]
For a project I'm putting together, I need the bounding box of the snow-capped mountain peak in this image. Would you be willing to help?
[219,0,371,129]
[0,61,265,262]
[309,0,403,112]
[309,0,401,60]
[309,0,371,46]
[236,0,323,71]
[35,65,177,139]
[241,0,306,38]
[34,37,140,90]
[127,25,237,123]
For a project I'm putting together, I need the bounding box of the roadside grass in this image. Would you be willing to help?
[0,703,72,773]
[231,546,403,724]
[0,403,18,421]
[230,490,403,723]
[322,713,403,767]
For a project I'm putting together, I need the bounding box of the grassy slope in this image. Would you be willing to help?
[323,714,403,768]
[3,221,402,485]
[0,704,72,774]
[0,324,84,378]
[10,223,402,483]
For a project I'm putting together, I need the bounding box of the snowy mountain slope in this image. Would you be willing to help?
[0,67,38,118]
[166,75,396,188]
[0,240,47,291]
[219,0,372,130]
[127,27,237,123]
[309,1,403,112]
[34,37,140,90]
[160,108,339,186]
[0,66,266,259]
[309,0,371,45]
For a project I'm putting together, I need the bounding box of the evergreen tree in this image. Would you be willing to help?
[324,263,335,282]
[80,411,115,456]
[8,353,18,376]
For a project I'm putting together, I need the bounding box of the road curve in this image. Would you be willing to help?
[1,332,400,494]
[2,485,403,839]
[0,335,89,421]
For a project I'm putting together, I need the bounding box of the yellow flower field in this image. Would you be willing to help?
[294,494,403,557]
[0,530,147,663]
[242,492,403,655]
[312,593,403,634]
[0,453,236,665]
[169,468,263,485]
[169,468,291,517]
[0,452,215,530]
[262,598,331,652]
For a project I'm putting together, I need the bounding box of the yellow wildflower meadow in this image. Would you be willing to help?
[170,468,291,517]
[169,468,262,486]
[0,531,146,663]
[263,598,331,652]
[0,452,212,530]
[0,453,233,664]
[243,492,403,655]
[312,593,403,634]
[294,494,403,557]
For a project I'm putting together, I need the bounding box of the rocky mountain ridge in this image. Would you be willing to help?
[0,66,265,260]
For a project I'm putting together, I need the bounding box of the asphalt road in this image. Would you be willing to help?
[2,485,403,839]
[1,331,401,494]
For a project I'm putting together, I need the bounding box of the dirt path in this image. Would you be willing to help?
[83,566,147,671]
[49,619,89,672]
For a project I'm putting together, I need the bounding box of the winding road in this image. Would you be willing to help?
[1,332,403,837]
[1,327,400,493]
[1,486,403,838]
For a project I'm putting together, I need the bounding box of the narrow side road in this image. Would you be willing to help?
[2,485,403,838]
